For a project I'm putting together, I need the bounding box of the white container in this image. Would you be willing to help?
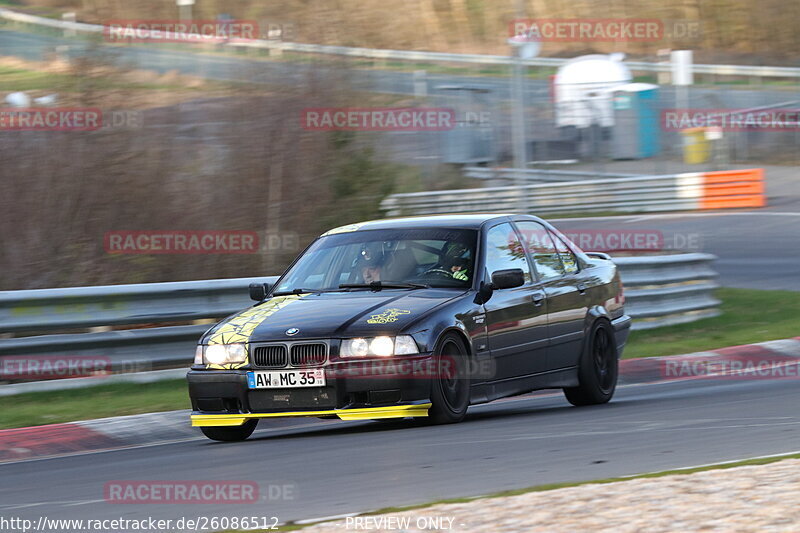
[554,54,632,129]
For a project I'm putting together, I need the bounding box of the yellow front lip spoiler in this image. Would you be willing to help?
[191,403,431,427]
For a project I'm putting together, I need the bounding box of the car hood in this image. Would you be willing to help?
[202,289,465,344]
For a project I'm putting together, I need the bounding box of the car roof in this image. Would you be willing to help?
[322,214,538,235]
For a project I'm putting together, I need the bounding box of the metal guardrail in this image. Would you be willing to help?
[0,255,719,391]
[0,324,209,369]
[613,253,720,330]
[3,7,800,80]
[464,167,637,183]
[0,276,278,333]
[382,169,765,216]
[381,175,687,216]
[0,276,278,372]
[0,7,104,33]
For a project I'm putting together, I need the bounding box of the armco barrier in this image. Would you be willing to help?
[0,255,719,391]
[381,169,765,216]
[464,167,638,183]
[0,276,278,373]
[696,169,765,209]
[3,8,800,80]
[612,254,720,330]
[0,276,278,333]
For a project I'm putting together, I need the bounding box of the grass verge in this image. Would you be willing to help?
[0,62,219,92]
[0,379,188,429]
[625,287,800,358]
[0,64,74,91]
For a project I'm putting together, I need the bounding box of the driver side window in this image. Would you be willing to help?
[484,223,532,284]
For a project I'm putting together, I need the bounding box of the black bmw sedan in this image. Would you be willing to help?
[188,214,631,441]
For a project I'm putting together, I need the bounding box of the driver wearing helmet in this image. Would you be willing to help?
[358,242,386,283]
[442,242,471,281]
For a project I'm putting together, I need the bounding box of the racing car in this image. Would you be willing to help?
[188,214,631,441]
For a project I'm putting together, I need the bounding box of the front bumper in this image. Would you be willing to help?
[188,355,434,427]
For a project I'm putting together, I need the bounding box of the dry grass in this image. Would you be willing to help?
[0,51,420,290]
[12,0,800,62]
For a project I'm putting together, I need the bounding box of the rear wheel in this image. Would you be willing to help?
[563,320,618,406]
[428,333,470,424]
[200,420,258,442]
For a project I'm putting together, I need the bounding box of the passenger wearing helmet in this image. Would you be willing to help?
[358,242,387,283]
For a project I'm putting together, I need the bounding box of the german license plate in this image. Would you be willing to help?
[247,369,326,389]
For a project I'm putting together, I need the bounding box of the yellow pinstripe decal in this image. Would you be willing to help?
[205,294,305,370]
[191,403,432,426]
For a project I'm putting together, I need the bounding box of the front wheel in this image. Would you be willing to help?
[427,333,470,424]
[200,420,258,442]
[563,320,618,406]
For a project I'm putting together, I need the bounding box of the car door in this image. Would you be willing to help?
[515,221,587,371]
[481,222,548,393]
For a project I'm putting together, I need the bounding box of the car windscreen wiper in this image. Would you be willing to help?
[271,288,327,296]
[339,281,430,291]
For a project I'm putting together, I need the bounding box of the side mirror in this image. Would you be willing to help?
[475,280,494,304]
[491,268,525,290]
[249,282,272,302]
[474,268,526,304]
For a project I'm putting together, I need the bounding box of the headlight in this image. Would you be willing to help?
[200,343,247,365]
[347,337,370,357]
[370,336,394,357]
[340,335,419,357]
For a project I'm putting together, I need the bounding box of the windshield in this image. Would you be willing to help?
[274,228,477,292]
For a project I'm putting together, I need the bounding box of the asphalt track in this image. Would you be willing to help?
[1,377,799,526]
[553,210,800,291]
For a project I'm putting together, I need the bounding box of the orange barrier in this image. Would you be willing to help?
[699,168,765,210]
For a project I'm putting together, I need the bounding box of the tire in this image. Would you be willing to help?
[563,320,618,406]
[200,420,258,442]
[427,333,470,424]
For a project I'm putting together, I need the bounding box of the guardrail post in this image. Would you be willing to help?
[62,12,76,37]
[413,70,427,98]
